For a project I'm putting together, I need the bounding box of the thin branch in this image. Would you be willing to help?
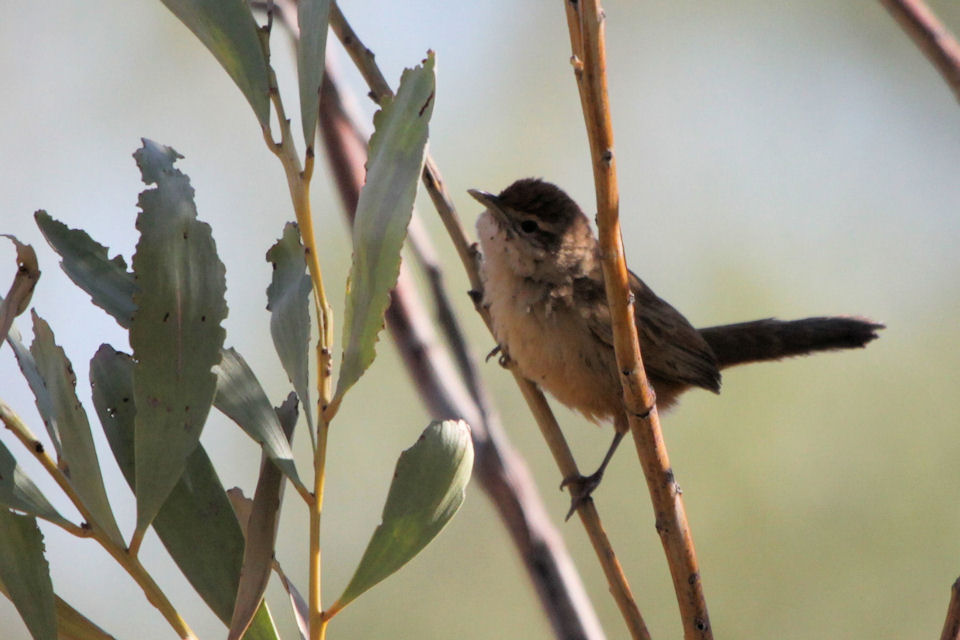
[314,51,606,639]
[0,401,197,639]
[321,2,650,636]
[879,0,960,103]
[564,1,711,638]
[942,577,960,640]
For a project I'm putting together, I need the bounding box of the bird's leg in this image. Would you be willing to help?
[561,427,626,521]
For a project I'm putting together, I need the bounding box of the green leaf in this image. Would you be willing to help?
[240,601,281,640]
[52,596,116,640]
[228,394,298,640]
[34,210,137,328]
[130,138,228,535]
[335,52,436,401]
[333,419,472,611]
[5,321,59,459]
[90,344,244,625]
[29,312,123,546]
[0,439,69,529]
[158,0,271,126]
[0,510,56,640]
[297,0,331,148]
[214,348,306,494]
[0,235,40,344]
[266,223,313,442]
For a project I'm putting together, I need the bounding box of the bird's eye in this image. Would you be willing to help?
[520,220,539,234]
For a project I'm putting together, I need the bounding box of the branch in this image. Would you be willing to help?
[879,0,960,103]
[564,1,712,638]
[942,577,960,640]
[308,20,606,640]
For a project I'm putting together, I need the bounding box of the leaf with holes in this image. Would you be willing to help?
[130,139,228,538]
[90,344,244,624]
[0,510,56,640]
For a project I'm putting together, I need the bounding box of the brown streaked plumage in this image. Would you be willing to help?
[470,178,882,513]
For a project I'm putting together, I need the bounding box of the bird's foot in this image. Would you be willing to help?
[560,469,605,521]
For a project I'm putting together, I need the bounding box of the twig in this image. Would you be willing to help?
[564,1,711,639]
[314,50,606,639]
[879,0,960,103]
[322,2,651,636]
[0,401,196,639]
[941,577,960,640]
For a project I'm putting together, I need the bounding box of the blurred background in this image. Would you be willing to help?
[2,0,960,638]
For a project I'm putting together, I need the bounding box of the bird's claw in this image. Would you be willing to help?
[560,470,604,521]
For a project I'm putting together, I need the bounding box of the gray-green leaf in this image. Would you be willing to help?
[130,138,228,536]
[0,510,56,640]
[90,344,244,625]
[228,394,297,640]
[214,348,306,494]
[266,223,313,442]
[0,439,69,529]
[34,210,136,328]
[335,52,436,402]
[297,0,331,148]
[158,0,271,126]
[333,419,472,611]
[0,235,40,345]
[29,312,123,546]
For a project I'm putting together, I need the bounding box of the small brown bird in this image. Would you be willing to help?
[470,178,882,512]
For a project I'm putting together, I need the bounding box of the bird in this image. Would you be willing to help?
[469,178,882,515]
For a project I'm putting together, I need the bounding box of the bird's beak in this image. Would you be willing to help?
[468,189,510,225]
[467,188,499,209]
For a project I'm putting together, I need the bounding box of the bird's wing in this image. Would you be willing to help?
[574,270,721,393]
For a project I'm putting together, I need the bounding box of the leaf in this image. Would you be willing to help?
[266,223,313,442]
[334,53,436,401]
[332,419,472,612]
[297,0,331,148]
[228,394,298,640]
[52,596,116,640]
[214,348,306,494]
[130,139,228,536]
[275,567,308,640]
[0,439,70,529]
[34,210,137,328]
[0,510,56,640]
[90,344,244,625]
[157,0,271,126]
[240,601,281,640]
[29,312,123,546]
[0,235,40,344]
[5,321,59,459]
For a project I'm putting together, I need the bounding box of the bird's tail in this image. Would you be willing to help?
[699,317,884,369]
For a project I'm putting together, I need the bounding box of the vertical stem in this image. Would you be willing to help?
[564,1,713,637]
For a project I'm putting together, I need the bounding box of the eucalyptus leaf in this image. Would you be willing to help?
[34,210,136,328]
[335,52,436,401]
[5,320,59,459]
[276,567,308,640]
[333,419,472,611]
[0,439,70,529]
[240,601,282,640]
[266,223,313,441]
[90,344,244,625]
[157,0,271,126]
[0,235,40,344]
[297,0,331,148]
[52,596,116,640]
[29,312,123,546]
[228,393,298,640]
[214,348,306,494]
[0,510,56,640]
[130,138,228,535]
